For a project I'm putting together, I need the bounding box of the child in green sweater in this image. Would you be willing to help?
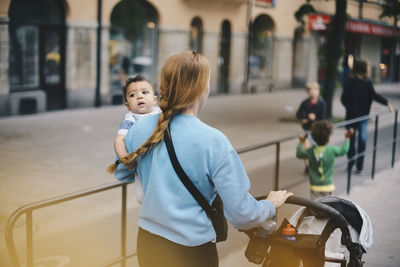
[296,120,354,200]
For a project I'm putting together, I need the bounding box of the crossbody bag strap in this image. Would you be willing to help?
[163,128,214,217]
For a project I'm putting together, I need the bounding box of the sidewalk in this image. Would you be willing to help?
[340,165,400,267]
[0,83,399,266]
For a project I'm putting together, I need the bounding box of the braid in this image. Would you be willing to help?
[106,106,176,173]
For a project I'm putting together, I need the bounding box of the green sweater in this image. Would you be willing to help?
[296,140,349,191]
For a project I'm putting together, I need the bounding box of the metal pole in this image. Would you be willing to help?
[26,211,33,267]
[121,184,127,267]
[274,142,280,191]
[95,0,102,107]
[346,167,352,195]
[243,0,252,93]
[392,110,398,168]
[371,116,379,179]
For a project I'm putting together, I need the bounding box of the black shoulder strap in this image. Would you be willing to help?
[163,128,214,217]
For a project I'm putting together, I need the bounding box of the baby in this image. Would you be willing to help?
[108,74,160,203]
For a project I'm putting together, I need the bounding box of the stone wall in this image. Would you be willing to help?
[0,17,9,115]
[65,21,97,108]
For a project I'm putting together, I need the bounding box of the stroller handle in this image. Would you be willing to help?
[286,196,355,249]
[255,195,352,244]
[285,196,350,233]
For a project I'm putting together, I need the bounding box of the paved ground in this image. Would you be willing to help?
[0,83,399,266]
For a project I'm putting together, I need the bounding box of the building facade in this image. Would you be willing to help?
[0,0,398,116]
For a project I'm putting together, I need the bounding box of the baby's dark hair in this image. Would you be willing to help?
[122,75,153,102]
[311,120,333,146]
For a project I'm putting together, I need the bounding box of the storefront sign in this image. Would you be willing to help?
[309,14,331,31]
[308,14,400,37]
[255,0,275,7]
[345,20,400,37]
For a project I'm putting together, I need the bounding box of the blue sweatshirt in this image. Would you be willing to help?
[125,113,275,246]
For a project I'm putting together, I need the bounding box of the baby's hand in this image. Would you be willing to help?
[298,134,307,143]
[345,128,354,139]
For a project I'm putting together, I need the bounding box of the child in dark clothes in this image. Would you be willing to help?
[296,81,327,131]
[296,82,327,173]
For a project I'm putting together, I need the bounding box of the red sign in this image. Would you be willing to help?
[308,14,331,31]
[256,0,275,6]
[308,14,400,37]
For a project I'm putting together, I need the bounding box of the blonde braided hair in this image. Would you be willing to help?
[107,51,210,173]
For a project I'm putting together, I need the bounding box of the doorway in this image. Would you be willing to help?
[109,0,159,102]
[8,0,67,110]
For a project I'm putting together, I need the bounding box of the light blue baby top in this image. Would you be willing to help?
[125,113,275,246]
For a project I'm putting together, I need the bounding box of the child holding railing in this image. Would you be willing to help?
[296,121,353,200]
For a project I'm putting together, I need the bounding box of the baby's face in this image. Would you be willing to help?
[125,81,157,114]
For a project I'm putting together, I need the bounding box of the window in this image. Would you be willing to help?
[189,17,203,53]
[9,25,39,89]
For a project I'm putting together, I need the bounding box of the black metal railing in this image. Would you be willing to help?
[6,109,399,267]
[5,182,135,267]
[237,109,399,195]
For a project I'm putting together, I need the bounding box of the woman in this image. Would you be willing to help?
[120,51,292,267]
[341,58,393,175]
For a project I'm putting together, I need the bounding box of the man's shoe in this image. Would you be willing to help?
[354,170,364,176]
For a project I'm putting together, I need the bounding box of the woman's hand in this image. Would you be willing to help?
[266,190,293,210]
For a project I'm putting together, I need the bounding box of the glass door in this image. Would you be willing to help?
[40,26,66,110]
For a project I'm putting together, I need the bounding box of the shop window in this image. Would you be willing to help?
[9,25,39,89]
[8,0,66,111]
[189,17,203,53]
[249,14,275,79]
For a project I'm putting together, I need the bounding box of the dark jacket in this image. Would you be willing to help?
[341,77,388,120]
[296,97,327,130]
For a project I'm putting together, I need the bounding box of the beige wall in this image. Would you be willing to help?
[150,0,247,32]
[253,0,304,37]
[273,37,293,88]
[103,0,121,23]
[67,0,96,21]
[0,0,10,17]
[229,32,247,94]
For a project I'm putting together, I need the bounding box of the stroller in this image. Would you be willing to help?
[244,196,373,267]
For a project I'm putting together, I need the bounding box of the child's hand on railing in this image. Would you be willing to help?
[345,128,354,139]
[387,103,394,113]
[298,134,307,144]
